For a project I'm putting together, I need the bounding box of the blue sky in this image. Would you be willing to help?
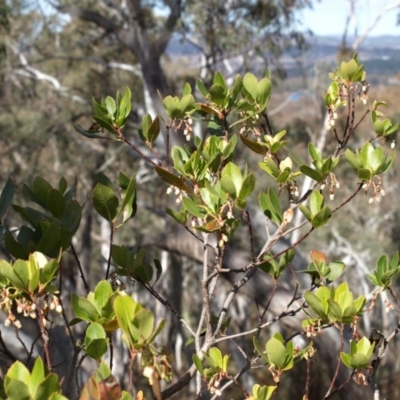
[301,0,400,36]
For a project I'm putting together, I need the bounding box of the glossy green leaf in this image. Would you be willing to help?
[92,183,119,222]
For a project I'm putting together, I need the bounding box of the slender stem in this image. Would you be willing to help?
[71,243,90,293]
[116,129,159,168]
[105,224,115,280]
[243,210,255,261]
[64,347,81,398]
[324,324,345,398]
[140,281,196,337]
[33,297,52,370]
[202,234,212,340]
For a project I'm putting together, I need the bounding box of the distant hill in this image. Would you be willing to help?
[166,34,400,80]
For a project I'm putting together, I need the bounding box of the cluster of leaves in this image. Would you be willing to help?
[0,56,399,399]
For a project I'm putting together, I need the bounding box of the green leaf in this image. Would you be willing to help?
[0,178,14,219]
[85,323,108,360]
[213,71,227,90]
[36,224,61,256]
[239,134,267,155]
[33,176,53,208]
[29,357,45,397]
[105,96,117,116]
[140,114,152,139]
[311,207,332,228]
[166,207,187,225]
[300,165,324,182]
[35,374,60,400]
[253,336,268,361]
[5,361,30,386]
[146,318,166,344]
[46,189,66,219]
[92,183,119,222]
[256,77,272,108]
[147,116,160,145]
[118,173,137,222]
[243,73,258,100]
[220,176,237,198]
[155,167,192,193]
[193,354,204,375]
[162,95,180,119]
[326,262,345,282]
[309,190,324,216]
[344,149,362,172]
[266,337,287,369]
[72,293,99,323]
[182,197,206,218]
[361,142,374,167]
[357,168,372,181]
[197,79,209,98]
[73,124,111,140]
[209,84,227,106]
[92,115,117,134]
[132,308,154,342]
[179,94,195,113]
[208,347,223,368]
[94,281,113,311]
[114,295,139,348]
[304,291,327,319]
[4,230,29,259]
[259,189,283,225]
[239,174,255,199]
[222,163,243,195]
[5,380,30,400]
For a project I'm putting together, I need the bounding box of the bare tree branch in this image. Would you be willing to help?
[352,1,400,50]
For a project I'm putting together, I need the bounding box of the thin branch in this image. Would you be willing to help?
[352,1,400,51]
[70,243,90,293]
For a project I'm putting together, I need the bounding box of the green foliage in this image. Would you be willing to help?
[258,249,295,279]
[249,384,277,400]
[299,189,332,228]
[74,88,132,138]
[340,337,375,369]
[3,357,67,400]
[71,280,119,332]
[6,176,82,259]
[367,252,400,288]
[1,55,399,399]
[303,282,366,328]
